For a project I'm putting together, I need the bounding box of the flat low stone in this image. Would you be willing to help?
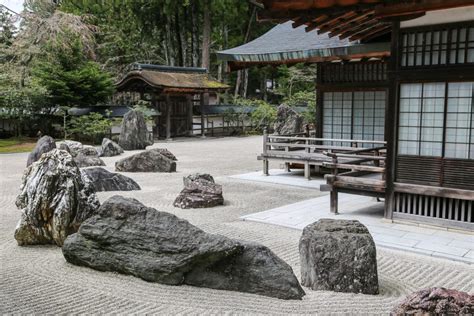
[173,173,224,209]
[15,149,100,246]
[74,146,106,168]
[115,150,176,172]
[299,219,379,295]
[62,196,304,300]
[99,138,124,157]
[27,135,56,166]
[151,148,177,161]
[391,287,474,315]
[81,167,140,192]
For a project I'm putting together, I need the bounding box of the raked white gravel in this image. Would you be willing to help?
[1,136,472,314]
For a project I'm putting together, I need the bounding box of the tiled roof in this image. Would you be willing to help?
[216,21,389,64]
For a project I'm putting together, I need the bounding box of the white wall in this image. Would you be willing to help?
[401,6,474,28]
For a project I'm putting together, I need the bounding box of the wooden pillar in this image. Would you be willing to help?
[330,155,339,214]
[304,138,311,180]
[384,21,400,221]
[315,63,324,140]
[200,92,207,138]
[187,95,193,137]
[165,94,172,141]
[262,126,269,176]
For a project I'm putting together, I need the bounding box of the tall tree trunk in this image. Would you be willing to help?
[201,0,211,70]
[175,11,184,66]
[234,6,256,98]
[191,1,200,67]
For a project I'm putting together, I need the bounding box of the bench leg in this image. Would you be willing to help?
[304,162,311,180]
[263,159,269,176]
[330,189,338,214]
[284,162,290,172]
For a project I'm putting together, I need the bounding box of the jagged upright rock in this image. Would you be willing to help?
[115,149,176,172]
[299,219,379,295]
[391,288,473,315]
[273,105,304,135]
[99,138,124,157]
[15,149,100,246]
[174,173,224,209]
[81,167,140,191]
[74,146,106,168]
[62,196,305,300]
[26,135,56,167]
[118,110,153,150]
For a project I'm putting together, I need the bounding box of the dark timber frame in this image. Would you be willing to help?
[251,0,474,230]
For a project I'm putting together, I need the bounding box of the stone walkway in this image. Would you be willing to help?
[236,169,474,264]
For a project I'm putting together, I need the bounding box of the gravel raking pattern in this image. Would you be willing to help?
[1,137,472,314]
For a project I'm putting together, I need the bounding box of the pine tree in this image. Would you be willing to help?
[32,34,115,108]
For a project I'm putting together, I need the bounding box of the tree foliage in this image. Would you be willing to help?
[32,34,114,108]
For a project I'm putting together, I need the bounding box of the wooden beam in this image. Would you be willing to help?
[305,15,330,32]
[375,0,474,19]
[357,26,391,42]
[316,11,359,34]
[339,20,382,39]
[394,183,474,201]
[350,24,390,41]
[328,13,377,38]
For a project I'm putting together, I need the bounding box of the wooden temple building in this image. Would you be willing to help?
[115,64,228,140]
[218,0,474,231]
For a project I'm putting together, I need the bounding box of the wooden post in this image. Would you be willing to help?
[263,126,269,176]
[187,95,193,137]
[330,155,339,214]
[304,138,311,180]
[200,93,206,138]
[165,95,172,141]
[384,21,400,221]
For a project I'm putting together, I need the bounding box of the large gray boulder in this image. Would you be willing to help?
[118,110,152,150]
[15,149,100,246]
[174,173,224,209]
[115,149,176,172]
[62,196,305,300]
[74,146,106,168]
[391,288,473,315]
[99,138,124,157]
[26,135,56,166]
[273,105,304,135]
[81,167,140,192]
[299,219,379,295]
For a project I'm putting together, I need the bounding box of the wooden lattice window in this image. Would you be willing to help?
[400,23,474,67]
[398,82,474,159]
[323,91,386,147]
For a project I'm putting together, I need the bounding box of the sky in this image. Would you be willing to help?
[0,0,24,15]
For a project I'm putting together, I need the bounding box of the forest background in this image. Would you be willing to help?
[0,0,316,139]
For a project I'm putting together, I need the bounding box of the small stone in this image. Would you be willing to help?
[74,146,106,168]
[173,173,224,209]
[15,149,100,246]
[115,149,176,172]
[391,287,474,315]
[99,138,124,157]
[299,219,379,295]
[26,135,56,166]
[118,110,153,150]
[59,140,83,157]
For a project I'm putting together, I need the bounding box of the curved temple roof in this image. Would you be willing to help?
[116,64,229,93]
[216,21,390,69]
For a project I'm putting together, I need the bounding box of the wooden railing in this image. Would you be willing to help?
[321,146,387,214]
[259,127,386,180]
